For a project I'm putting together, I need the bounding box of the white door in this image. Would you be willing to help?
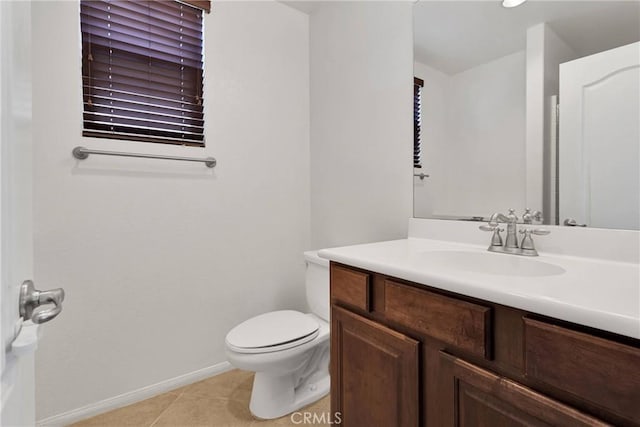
[559,42,640,230]
[1,1,35,425]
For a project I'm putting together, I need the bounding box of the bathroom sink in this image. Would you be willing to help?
[420,250,566,277]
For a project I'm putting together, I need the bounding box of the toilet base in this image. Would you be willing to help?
[226,313,331,420]
[249,371,330,420]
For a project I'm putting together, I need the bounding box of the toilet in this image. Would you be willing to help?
[225,251,330,420]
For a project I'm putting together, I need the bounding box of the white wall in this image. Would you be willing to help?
[414,51,527,218]
[526,23,578,223]
[309,2,414,249]
[32,0,310,420]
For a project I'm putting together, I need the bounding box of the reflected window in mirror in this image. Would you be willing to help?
[414,77,424,169]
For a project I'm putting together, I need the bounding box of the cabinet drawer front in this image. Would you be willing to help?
[385,280,491,359]
[524,318,640,424]
[442,352,610,427]
[330,265,370,311]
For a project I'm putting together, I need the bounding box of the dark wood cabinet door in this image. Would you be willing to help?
[441,352,610,427]
[524,318,640,425]
[331,305,419,427]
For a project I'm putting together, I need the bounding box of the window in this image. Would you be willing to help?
[413,77,424,168]
[80,0,210,146]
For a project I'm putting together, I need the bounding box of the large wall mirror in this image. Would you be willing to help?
[413,1,640,230]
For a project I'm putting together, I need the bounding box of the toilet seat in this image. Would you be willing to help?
[226,310,320,354]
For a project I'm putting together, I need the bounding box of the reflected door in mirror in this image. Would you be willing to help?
[559,42,640,230]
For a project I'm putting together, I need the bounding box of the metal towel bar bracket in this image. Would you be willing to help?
[72,146,217,168]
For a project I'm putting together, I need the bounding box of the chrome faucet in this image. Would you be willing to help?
[479,208,550,256]
[488,209,519,251]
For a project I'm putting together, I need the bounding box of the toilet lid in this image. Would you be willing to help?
[226,310,319,353]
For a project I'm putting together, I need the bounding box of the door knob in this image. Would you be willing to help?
[19,280,65,324]
[563,218,587,227]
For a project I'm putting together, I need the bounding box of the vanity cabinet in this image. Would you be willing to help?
[329,262,640,427]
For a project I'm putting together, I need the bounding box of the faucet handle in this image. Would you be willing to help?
[480,224,504,247]
[523,208,543,224]
[519,228,550,236]
[531,228,550,236]
[480,224,499,232]
[519,228,550,256]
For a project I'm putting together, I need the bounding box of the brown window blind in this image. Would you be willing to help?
[414,77,424,168]
[81,0,208,146]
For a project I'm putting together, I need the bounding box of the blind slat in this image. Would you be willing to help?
[85,45,202,75]
[85,104,204,126]
[86,62,202,92]
[86,56,202,91]
[83,1,204,28]
[81,3,203,41]
[81,18,203,54]
[81,0,205,146]
[81,3,204,31]
[82,85,204,110]
[83,74,202,104]
[84,129,204,145]
[82,30,203,67]
[86,95,203,117]
[83,113,204,133]
[84,120,204,138]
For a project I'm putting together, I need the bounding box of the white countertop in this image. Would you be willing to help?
[319,238,640,339]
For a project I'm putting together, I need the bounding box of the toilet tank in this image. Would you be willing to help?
[304,251,330,322]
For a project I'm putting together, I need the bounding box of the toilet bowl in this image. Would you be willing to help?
[224,251,330,420]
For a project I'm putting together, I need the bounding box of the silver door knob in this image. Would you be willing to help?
[563,218,587,227]
[19,280,65,324]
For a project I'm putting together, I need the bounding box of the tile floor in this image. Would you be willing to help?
[69,370,331,427]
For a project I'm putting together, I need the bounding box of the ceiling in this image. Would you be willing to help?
[281,1,325,15]
[414,1,640,74]
[281,1,639,75]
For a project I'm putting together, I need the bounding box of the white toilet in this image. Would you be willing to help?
[225,251,330,420]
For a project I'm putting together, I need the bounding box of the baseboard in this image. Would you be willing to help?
[37,361,233,427]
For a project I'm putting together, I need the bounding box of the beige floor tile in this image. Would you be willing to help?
[173,370,254,403]
[251,414,296,426]
[71,370,331,427]
[151,394,256,427]
[251,395,332,427]
[69,392,180,427]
